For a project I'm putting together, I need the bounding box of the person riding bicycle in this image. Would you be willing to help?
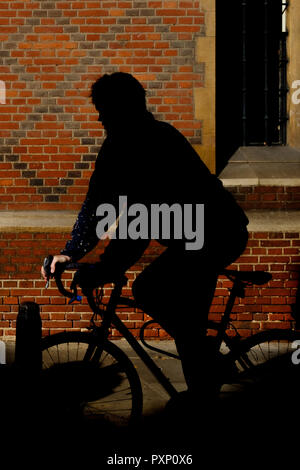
[41,72,249,407]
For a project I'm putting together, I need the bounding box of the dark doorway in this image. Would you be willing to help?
[216,0,288,175]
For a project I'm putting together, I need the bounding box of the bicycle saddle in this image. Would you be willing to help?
[222,269,272,285]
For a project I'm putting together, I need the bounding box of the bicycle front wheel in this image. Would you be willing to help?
[222,329,300,397]
[40,332,143,428]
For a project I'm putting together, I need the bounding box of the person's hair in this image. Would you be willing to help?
[90,72,147,114]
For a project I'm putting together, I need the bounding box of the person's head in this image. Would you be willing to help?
[90,72,147,131]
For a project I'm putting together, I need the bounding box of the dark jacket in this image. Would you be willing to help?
[61,113,248,272]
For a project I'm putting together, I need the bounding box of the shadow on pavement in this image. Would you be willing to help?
[0,359,299,467]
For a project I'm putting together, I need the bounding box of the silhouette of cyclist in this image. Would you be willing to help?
[41,72,249,407]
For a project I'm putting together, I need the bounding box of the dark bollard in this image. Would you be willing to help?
[3,302,43,428]
[15,301,42,372]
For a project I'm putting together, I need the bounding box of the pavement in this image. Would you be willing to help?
[1,339,194,466]
[1,338,300,468]
[4,338,186,417]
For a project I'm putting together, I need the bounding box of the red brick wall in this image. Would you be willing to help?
[1,3,299,339]
[210,231,300,337]
[227,185,300,210]
[0,1,204,211]
[0,230,299,338]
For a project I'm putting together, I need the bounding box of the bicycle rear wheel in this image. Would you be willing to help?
[221,329,300,397]
[40,332,143,428]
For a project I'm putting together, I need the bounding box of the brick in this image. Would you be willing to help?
[1,2,297,338]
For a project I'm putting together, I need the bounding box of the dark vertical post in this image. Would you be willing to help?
[242,0,247,146]
[15,301,42,372]
[279,1,288,145]
[279,35,288,144]
[264,0,269,144]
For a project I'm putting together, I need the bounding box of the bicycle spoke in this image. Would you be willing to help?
[222,331,300,398]
[43,347,57,367]
[41,333,143,427]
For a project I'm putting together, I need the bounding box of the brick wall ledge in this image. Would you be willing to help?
[0,211,77,233]
[219,146,300,186]
[0,209,300,234]
[247,210,300,232]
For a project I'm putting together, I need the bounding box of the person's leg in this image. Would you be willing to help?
[132,250,220,402]
[173,269,219,400]
[132,226,249,403]
[132,248,182,338]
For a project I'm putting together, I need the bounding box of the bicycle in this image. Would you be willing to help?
[40,256,300,428]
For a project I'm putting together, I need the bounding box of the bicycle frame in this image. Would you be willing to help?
[84,282,179,399]
[47,258,272,400]
[81,273,249,399]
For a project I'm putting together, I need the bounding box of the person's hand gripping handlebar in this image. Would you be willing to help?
[41,254,71,288]
[43,254,53,289]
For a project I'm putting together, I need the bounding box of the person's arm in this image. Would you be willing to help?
[41,168,101,281]
[60,171,100,262]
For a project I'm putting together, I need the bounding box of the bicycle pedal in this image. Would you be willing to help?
[68,295,82,305]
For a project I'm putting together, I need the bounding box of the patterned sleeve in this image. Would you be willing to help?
[60,169,100,262]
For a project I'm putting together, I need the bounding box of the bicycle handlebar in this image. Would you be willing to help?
[43,255,127,303]
[43,254,81,301]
